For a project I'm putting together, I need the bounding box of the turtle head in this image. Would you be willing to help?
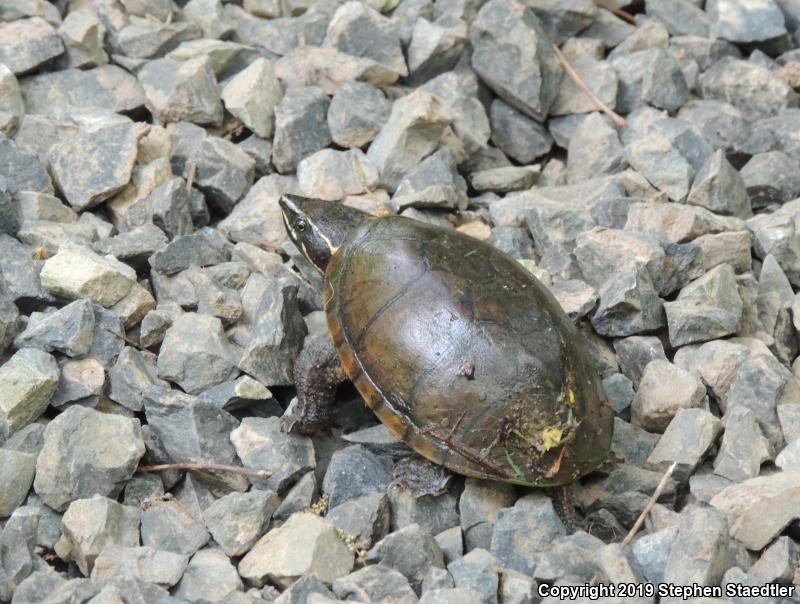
[279,194,367,273]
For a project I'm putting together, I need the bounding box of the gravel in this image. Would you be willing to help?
[3,0,800,601]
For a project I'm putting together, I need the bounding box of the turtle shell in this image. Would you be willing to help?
[325,215,613,486]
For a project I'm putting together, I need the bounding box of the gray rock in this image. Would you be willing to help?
[687,150,751,218]
[333,564,418,603]
[239,512,353,589]
[611,417,659,466]
[490,493,565,576]
[632,360,707,433]
[389,482,459,537]
[747,202,800,286]
[0,136,52,196]
[123,178,194,240]
[709,0,788,43]
[552,54,617,117]
[273,471,317,524]
[419,588,483,604]
[297,148,379,201]
[694,231,753,274]
[714,407,773,481]
[632,526,677,585]
[231,416,315,493]
[0,64,23,136]
[0,298,18,356]
[140,499,211,556]
[94,225,169,272]
[185,267,242,326]
[489,98,553,164]
[366,523,445,592]
[689,472,734,505]
[723,352,795,447]
[0,505,39,600]
[34,406,144,512]
[115,15,201,60]
[55,495,141,575]
[459,479,516,552]
[0,348,59,439]
[743,151,800,210]
[710,469,800,550]
[393,147,467,210]
[470,166,539,193]
[274,574,336,604]
[775,437,800,469]
[645,0,710,36]
[238,135,273,179]
[582,7,635,48]
[326,493,391,550]
[664,506,730,585]
[324,1,408,77]
[173,548,244,601]
[567,113,625,184]
[237,281,306,387]
[407,15,468,84]
[647,408,723,480]
[700,57,797,121]
[91,544,189,588]
[612,48,688,114]
[613,335,667,387]
[1,423,43,456]
[221,58,281,140]
[109,347,167,412]
[50,357,106,407]
[664,264,744,347]
[448,548,499,604]
[143,386,247,493]
[14,299,95,358]
[19,65,145,119]
[58,8,108,69]
[272,86,332,175]
[157,312,238,394]
[750,535,798,583]
[327,81,390,149]
[0,449,35,518]
[0,189,19,246]
[40,242,139,309]
[322,444,392,509]
[0,17,63,75]
[184,136,255,214]
[470,0,562,120]
[198,375,276,413]
[778,403,800,442]
[603,374,634,415]
[534,531,608,584]
[123,473,164,508]
[625,135,694,202]
[149,226,231,276]
[203,490,278,557]
[366,89,451,192]
[138,56,222,126]
[420,70,491,155]
[88,306,126,369]
[590,265,664,337]
[434,527,463,565]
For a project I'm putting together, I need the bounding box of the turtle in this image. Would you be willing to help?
[278,193,614,526]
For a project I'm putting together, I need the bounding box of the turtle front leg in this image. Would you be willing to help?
[282,333,346,435]
[550,483,580,534]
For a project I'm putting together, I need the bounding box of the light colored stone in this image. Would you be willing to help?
[238,512,354,588]
[221,58,282,139]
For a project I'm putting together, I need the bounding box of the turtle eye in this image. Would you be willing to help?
[295,218,308,232]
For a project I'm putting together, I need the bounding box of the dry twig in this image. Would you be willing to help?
[593,0,637,24]
[552,44,627,129]
[186,162,197,192]
[138,462,270,479]
[620,462,677,548]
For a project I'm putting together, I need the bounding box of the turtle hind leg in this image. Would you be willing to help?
[281,333,345,435]
[550,483,580,534]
